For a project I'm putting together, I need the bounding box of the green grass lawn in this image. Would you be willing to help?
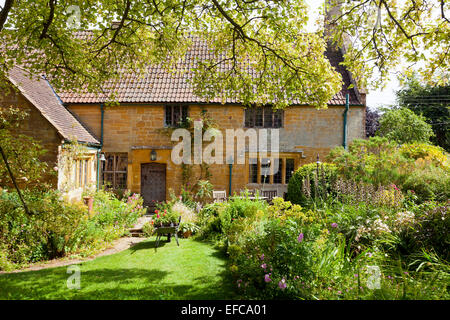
[0,238,237,300]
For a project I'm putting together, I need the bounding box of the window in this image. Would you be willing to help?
[285,158,295,183]
[260,158,271,184]
[273,159,282,184]
[249,158,258,183]
[248,157,295,185]
[165,105,189,127]
[84,159,89,186]
[102,153,128,189]
[245,106,283,128]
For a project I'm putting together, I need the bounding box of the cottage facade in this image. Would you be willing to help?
[1,40,366,205]
[57,40,366,206]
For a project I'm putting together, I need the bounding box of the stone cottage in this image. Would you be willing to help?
[1,66,100,201]
[52,37,366,206]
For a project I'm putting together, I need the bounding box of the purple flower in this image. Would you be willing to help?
[278,278,287,290]
[260,254,265,260]
[264,274,272,283]
[261,263,267,269]
[331,223,338,228]
[297,233,304,243]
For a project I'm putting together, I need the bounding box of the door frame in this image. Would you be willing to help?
[140,162,167,207]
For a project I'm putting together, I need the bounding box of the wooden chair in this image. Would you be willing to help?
[262,190,278,201]
[212,190,227,202]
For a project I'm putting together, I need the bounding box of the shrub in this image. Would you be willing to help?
[287,163,337,205]
[0,188,146,270]
[327,137,450,202]
[377,107,434,144]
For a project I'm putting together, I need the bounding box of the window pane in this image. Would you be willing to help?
[285,159,295,183]
[165,105,172,126]
[182,105,188,121]
[116,173,127,189]
[274,110,283,128]
[264,106,273,128]
[84,160,88,186]
[105,155,114,171]
[260,158,271,183]
[245,108,255,127]
[255,107,263,127]
[173,106,181,125]
[116,155,127,172]
[78,160,83,187]
[273,158,282,184]
[103,172,114,187]
[249,158,258,183]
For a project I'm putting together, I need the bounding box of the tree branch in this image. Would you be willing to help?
[0,0,14,32]
[40,0,56,40]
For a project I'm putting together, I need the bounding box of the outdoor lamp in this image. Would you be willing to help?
[151,149,157,161]
[99,153,106,161]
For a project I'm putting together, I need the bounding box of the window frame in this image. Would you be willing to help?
[164,105,189,127]
[244,106,283,128]
[102,153,128,190]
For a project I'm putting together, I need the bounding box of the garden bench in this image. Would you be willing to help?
[212,190,227,202]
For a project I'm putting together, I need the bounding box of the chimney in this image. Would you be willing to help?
[111,21,121,30]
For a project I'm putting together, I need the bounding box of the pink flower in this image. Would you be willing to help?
[261,263,267,269]
[331,223,338,228]
[260,254,265,260]
[264,274,272,283]
[278,278,287,290]
[297,233,304,243]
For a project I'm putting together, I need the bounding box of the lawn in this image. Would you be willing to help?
[0,238,237,300]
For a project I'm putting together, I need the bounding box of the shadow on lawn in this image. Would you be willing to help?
[0,239,237,300]
[0,266,235,300]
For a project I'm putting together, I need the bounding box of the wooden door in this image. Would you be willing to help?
[141,163,166,208]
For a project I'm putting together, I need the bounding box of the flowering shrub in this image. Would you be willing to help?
[0,188,145,271]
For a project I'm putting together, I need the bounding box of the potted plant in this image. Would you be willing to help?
[179,222,200,238]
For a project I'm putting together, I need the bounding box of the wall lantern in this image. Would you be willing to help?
[151,149,157,161]
[99,153,106,161]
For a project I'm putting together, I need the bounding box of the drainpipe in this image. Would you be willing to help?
[228,163,233,197]
[343,93,349,150]
[97,104,105,190]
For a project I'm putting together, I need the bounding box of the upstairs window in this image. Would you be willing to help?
[245,106,283,128]
[165,105,189,127]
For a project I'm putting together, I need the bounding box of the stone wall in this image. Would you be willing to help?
[68,103,365,199]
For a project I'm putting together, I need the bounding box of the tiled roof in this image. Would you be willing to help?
[58,35,363,106]
[7,66,100,145]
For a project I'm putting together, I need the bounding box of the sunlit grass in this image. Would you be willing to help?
[0,238,236,300]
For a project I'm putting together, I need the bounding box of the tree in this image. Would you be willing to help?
[376,107,434,144]
[0,1,448,108]
[396,76,450,151]
[0,107,50,188]
[326,0,449,89]
[365,106,380,137]
[0,0,344,109]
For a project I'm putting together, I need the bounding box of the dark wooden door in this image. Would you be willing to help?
[141,163,166,208]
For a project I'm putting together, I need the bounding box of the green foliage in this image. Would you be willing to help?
[286,162,337,205]
[0,107,51,188]
[396,76,449,151]
[0,188,145,270]
[0,0,344,109]
[327,137,450,202]
[376,108,434,144]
